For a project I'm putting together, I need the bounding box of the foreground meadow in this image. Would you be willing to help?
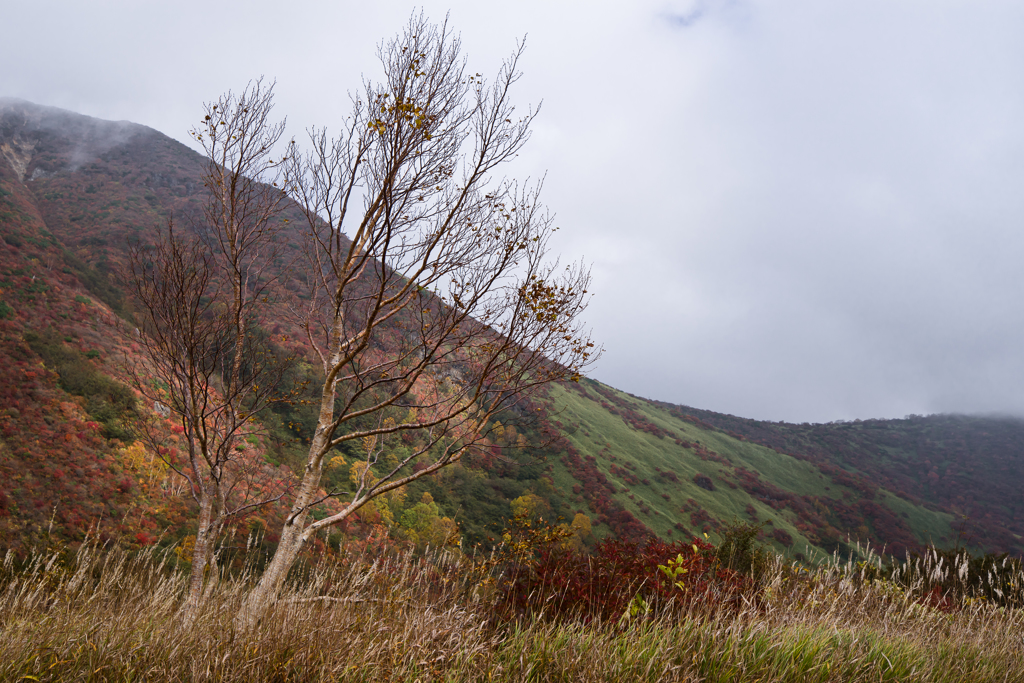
[1,531,1022,682]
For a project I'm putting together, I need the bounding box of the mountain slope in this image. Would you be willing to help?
[1,99,1019,561]
[648,404,1024,554]
[534,381,959,560]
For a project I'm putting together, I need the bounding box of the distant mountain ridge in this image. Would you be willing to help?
[652,403,1024,553]
[1,99,1020,560]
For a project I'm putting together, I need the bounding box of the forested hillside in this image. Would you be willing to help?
[1,98,1020,563]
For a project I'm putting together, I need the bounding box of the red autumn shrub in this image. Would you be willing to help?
[494,518,750,623]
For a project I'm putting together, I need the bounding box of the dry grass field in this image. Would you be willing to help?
[2,535,1022,682]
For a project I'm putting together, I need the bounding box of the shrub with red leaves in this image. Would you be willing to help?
[495,522,751,623]
[918,585,957,614]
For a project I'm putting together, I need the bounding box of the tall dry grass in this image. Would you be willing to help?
[0,542,494,681]
[1,540,1022,682]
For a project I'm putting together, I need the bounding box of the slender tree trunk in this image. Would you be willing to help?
[234,389,336,629]
[228,268,245,399]
[233,510,307,629]
[181,492,217,625]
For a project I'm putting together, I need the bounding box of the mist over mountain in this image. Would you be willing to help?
[1,100,1021,561]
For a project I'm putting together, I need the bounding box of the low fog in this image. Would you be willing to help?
[3,0,1024,423]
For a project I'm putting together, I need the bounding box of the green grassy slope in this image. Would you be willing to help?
[542,380,956,561]
[649,403,1024,555]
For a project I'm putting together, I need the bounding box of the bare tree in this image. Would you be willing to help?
[125,81,296,624]
[235,14,598,626]
[191,78,294,400]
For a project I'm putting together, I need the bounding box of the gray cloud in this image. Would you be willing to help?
[663,0,742,28]
[4,0,1024,422]
[666,3,710,27]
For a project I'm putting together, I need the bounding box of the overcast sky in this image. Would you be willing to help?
[4,1,1024,423]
